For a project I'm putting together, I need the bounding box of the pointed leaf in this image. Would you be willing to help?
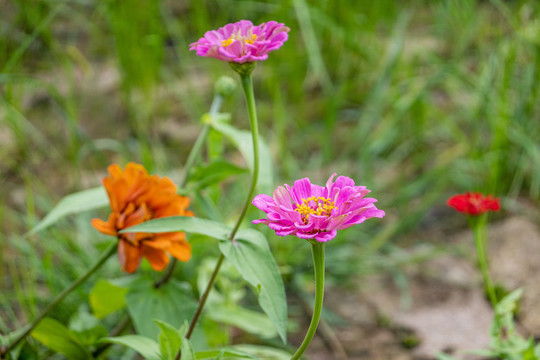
[126,279,197,339]
[219,229,287,342]
[27,187,108,236]
[196,348,255,359]
[16,342,39,360]
[89,279,128,318]
[181,337,195,360]
[155,320,183,360]
[495,288,523,316]
[232,344,291,360]
[101,335,160,360]
[31,318,92,360]
[206,306,277,338]
[189,160,248,190]
[68,310,108,346]
[121,216,231,241]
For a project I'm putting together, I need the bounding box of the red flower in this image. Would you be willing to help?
[447,192,500,216]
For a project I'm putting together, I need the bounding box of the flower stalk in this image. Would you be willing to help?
[179,71,260,358]
[184,19,289,358]
[447,192,500,309]
[470,215,498,308]
[2,241,117,356]
[229,71,259,237]
[291,243,325,360]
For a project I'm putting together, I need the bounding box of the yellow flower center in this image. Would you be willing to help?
[246,34,257,44]
[295,196,337,220]
[221,33,257,47]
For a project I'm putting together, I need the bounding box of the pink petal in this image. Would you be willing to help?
[296,231,318,239]
[292,178,313,201]
[314,230,337,242]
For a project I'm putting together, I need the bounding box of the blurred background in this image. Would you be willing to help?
[1,0,540,358]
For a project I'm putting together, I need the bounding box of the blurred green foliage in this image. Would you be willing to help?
[1,0,540,358]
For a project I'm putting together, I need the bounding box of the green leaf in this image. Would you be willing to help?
[495,288,523,316]
[189,160,248,190]
[101,335,160,360]
[31,318,92,360]
[210,117,274,194]
[2,327,29,359]
[27,187,108,236]
[196,348,255,359]
[155,319,183,360]
[1,328,25,348]
[68,309,108,346]
[16,342,39,360]
[534,342,540,358]
[206,306,277,338]
[219,229,287,342]
[192,191,224,222]
[126,279,197,340]
[523,339,538,360]
[1,331,39,360]
[181,337,196,360]
[89,279,128,318]
[121,216,231,241]
[232,344,291,360]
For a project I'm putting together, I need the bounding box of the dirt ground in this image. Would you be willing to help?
[290,216,540,360]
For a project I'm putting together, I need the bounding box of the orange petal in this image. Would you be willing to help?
[121,232,151,246]
[167,240,191,262]
[159,232,186,242]
[118,240,142,273]
[126,177,152,205]
[157,177,177,193]
[154,199,191,218]
[143,237,172,250]
[148,194,176,212]
[91,216,117,236]
[107,164,124,179]
[104,177,129,213]
[125,163,147,178]
[124,164,146,191]
[124,203,152,229]
[142,245,170,271]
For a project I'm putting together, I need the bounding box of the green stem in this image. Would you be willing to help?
[291,243,325,360]
[2,241,117,355]
[154,94,224,289]
[180,95,223,188]
[178,73,260,358]
[229,74,259,237]
[472,216,498,308]
[183,254,224,343]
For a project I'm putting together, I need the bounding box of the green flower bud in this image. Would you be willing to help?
[214,76,237,97]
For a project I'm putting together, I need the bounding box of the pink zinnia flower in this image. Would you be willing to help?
[189,20,290,63]
[252,174,385,243]
[447,192,500,216]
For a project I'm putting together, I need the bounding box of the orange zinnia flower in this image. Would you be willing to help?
[92,163,194,273]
